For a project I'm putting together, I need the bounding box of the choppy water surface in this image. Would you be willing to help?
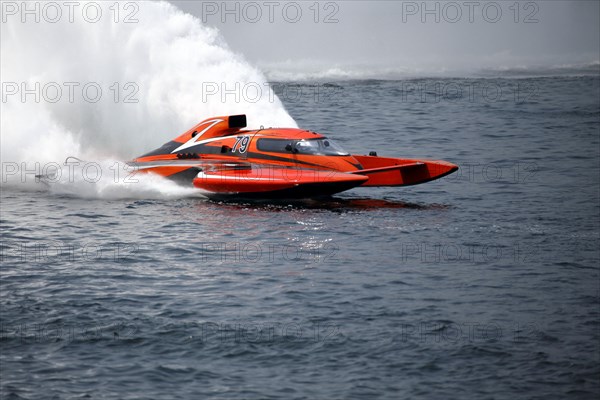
[1,77,599,399]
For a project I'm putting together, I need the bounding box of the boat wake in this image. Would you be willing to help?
[0,1,295,199]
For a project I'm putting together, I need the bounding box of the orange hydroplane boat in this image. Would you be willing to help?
[129,115,458,198]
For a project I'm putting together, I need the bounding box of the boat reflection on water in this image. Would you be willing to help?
[206,195,452,212]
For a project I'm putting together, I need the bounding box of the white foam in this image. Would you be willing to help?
[44,160,208,200]
[1,1,296,199]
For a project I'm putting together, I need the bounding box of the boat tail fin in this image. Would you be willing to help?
[352,155,458,186]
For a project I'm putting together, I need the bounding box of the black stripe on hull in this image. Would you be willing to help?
[164,167,202,185]
[138,141,181,158]
[203,180,363,200]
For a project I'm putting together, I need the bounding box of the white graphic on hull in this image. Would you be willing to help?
[171,119,223,153]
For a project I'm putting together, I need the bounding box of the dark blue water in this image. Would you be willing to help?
[2,76,599,399]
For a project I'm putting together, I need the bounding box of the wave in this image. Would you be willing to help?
[264,61,600,82]
[476,61,600,78]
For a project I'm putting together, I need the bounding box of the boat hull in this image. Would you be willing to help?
[192,167,369,197]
